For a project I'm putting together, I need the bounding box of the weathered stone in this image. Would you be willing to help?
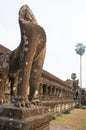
[0,104,51,130]
[0,4,51,130]
[0,4,46,104]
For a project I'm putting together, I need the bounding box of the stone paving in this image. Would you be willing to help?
[50,125,75,130]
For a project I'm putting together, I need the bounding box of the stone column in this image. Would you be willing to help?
[46,86,48,96]
[48,86,52,96]
[0,79,5,102]
[39,84,43,95]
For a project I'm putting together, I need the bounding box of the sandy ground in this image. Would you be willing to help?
[50,108,86,130]
[50,125,74,130]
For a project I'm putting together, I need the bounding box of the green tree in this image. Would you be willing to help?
[71,73,77,80]
[75,43,85,56]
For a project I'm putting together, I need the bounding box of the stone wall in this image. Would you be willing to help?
[39,70,78,115]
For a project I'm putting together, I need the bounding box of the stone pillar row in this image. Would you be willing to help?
[39,83,74,99]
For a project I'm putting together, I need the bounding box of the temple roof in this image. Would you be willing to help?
[0,44,11,54]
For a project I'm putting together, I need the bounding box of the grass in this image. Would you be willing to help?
[50,108,86,130]
[63,109,71,114]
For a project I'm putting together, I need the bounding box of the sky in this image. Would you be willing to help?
[0,0,86,87]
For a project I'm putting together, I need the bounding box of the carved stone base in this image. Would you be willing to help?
[0,104,51,130]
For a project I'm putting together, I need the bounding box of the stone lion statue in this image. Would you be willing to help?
[0,5,46,106]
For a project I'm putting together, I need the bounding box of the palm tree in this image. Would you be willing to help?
[71,73,77,80]
[75,43,86,105]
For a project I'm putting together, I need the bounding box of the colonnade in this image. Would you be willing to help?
[38,70,78,115]
[39,83,74,100]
